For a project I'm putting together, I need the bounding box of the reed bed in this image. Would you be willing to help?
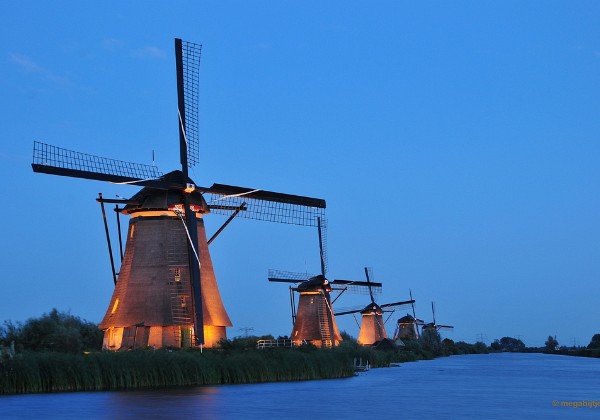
[0,347,357,395]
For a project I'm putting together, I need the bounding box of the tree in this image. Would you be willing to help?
[1,309,103,353]
[587,334,600,349]
[0,320,22,345]
[491,336,526,352]
[545,335,559,351]
[420,328,443,356]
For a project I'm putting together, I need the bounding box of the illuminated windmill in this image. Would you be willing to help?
[268,219,379,348]
[422,302,454,333]
[394,314,425,341]
[393,290,423,341]
[336,268,414,346]
[31,38,325,350]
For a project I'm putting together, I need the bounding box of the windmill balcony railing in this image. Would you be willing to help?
[256,339,308,349]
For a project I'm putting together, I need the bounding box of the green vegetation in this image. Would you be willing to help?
[485,334,600,359]
[541,333,600,358]
[0,308,102,353]
[0,346,360,394]
[544,335,559,351]
[0,310,488,395]
[587,334,600,350]
[490,336,526,352]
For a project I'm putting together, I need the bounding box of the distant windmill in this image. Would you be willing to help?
[31,38,326,350]
[336,268,414,346]
[393,290,424,341]
[422,302,454,333]
[268,219,379,348]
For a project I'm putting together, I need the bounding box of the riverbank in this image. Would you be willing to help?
[1,341,436,395]
[0,347,350,394]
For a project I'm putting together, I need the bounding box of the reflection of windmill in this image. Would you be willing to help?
[393,290,423,341]
[336,268,414,346]
[268,219,379,348]
[31,38,325,350]
[422,302,454,332]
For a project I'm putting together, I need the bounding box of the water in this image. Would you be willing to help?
[1,353,599,419]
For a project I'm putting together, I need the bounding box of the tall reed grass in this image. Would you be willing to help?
[0,347,359,395]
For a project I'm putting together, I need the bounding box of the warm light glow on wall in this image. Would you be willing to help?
[103,327,123,350]
[203,326,227,348]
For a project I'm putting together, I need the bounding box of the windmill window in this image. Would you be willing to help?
[130,225,135,238]
[111,298,119,314]
[180,296,186,308]
[174,268,181,282]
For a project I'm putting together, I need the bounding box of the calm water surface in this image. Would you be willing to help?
[1,353,599,419]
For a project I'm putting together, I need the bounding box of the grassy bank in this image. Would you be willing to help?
[2,344,393,395]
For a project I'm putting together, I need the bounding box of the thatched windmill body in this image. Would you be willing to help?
[336,268,414,346]
[31,39,325,350]
[393,290,423,341]
[394,314,425,341]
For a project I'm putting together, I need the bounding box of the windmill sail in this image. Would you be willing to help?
[177,39,201,169]
[32,141,165,187]
[205,184,325,227]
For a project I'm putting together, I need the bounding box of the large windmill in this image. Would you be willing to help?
[31,38,326,350]
[336,268,414,346]
[268,219,379,348]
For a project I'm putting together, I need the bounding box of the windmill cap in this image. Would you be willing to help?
[360,303,383,314]
[298,274,331,292]
[123,170,209,214]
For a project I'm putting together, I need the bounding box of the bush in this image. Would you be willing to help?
[0,309,103,353]
[490,337,525,352]
[587,334,600,349]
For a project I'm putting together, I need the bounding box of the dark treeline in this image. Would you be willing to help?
[486,334,600,358]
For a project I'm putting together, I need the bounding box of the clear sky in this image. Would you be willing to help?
[1,1,599,347]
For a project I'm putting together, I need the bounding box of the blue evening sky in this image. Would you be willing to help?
[1,1,599,347]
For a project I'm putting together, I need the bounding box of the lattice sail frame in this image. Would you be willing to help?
[207,193,326,227]
[333,282,382,295]
[32,141,163,181]
[181,40,201,169]
[319,217,329,275]
[267,269,381,295]
[268,270,319,283]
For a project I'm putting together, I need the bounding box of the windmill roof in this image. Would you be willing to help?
[398,313,424,323]
[297,275,331,292]
[360,303,383,315]
[373,338,397,351]
[123,170,208,214]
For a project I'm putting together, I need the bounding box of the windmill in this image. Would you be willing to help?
[422,302,454,333]
[335,268,415,346]
[31,38,326,350]
[268,218,380,348]
[393,289,424,341]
